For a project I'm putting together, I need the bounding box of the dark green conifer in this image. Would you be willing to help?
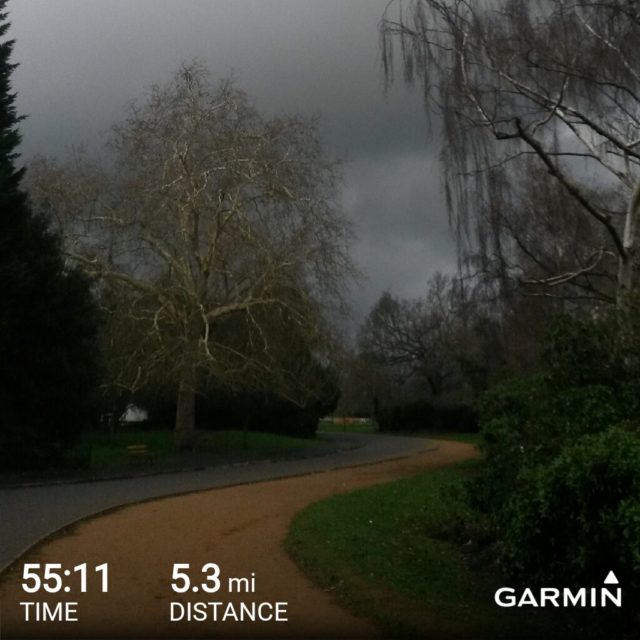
[0,0,99,469]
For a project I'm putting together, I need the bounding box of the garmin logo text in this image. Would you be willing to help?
[494,571,621,608]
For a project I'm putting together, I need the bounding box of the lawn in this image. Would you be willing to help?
[427,431,483,446]
[286,461,582,639]
[318,420,483,445]
[81,428,314,469]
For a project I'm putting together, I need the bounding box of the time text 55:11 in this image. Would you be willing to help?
[19,562,108,622]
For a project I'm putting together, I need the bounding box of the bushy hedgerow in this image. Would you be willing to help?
[126,364,339,440]
[500,427,640,593]
[478,306,640,510]
[199,383,339,439]
[375,401,478,433]
[478,377,624,508]
[476,308,640,632]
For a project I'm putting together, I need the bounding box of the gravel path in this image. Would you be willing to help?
[0,439,477,639]
[0,433,434,572]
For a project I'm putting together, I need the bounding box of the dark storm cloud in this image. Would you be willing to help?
[7,0,455,328]
[344,150,453,315]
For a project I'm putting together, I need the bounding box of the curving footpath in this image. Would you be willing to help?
[0,438,477,639]
[0,433,435,573]
[0,437,479,639]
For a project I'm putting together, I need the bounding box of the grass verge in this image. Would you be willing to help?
[428,432,483,446]
[318,419,378,434]
[286,461,580,639]
[82,428,314,469]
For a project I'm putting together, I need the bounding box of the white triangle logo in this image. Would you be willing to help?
[604,571,619,585]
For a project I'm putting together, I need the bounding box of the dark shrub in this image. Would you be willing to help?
[543,314,610,386]
[375,401,477,433]
[478,374,625,510]
[375,401,434,432]
[500,427,640,596]
[195,388,336,439]
[470,307,640,637]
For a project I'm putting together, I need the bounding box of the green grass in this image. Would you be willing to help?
[84,429,173,467]
[428,432,483,446]
[318,421,482,444]
[286,461,578,639]
[81,428,313,469]
[318,418,378,433]
[196,429,311,454]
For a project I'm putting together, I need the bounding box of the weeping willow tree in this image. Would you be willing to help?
[381,0,640,307]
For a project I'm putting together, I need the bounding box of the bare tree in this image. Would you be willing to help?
[28,63,353,448]
[360,278,454,398]
[381,0,640,306]
[359,273,498,403]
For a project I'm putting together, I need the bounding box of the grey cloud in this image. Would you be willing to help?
[8,0,456,329]
[343,151,455,324]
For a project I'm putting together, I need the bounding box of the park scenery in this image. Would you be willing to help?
[1,1,639,639]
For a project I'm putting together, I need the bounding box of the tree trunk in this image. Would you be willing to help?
[241,414,249,450]
[618,182,640,307]
[619,255,633,307]
[427,375,442,399]
[174,361,197,451]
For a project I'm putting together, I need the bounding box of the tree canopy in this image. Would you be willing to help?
[29,63,354,448]
[381,0,640,306]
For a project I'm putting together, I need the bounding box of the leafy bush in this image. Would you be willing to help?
[500,427,640,596]
[543,314,611,386]
[477,374,624,509]
[477,308,640,510]
[544,302,640,386]
[375,401,477,433]
[476,309,640,627]
[375,401,434,431]
[193,389,336,439]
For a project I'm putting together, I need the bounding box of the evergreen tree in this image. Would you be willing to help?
[0,0,99,469]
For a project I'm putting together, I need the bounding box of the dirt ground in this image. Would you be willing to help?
[0,440,477,640]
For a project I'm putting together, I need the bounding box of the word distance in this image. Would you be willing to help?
[169,563,288,623]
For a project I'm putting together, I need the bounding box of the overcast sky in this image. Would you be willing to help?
[8,0,455,331]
